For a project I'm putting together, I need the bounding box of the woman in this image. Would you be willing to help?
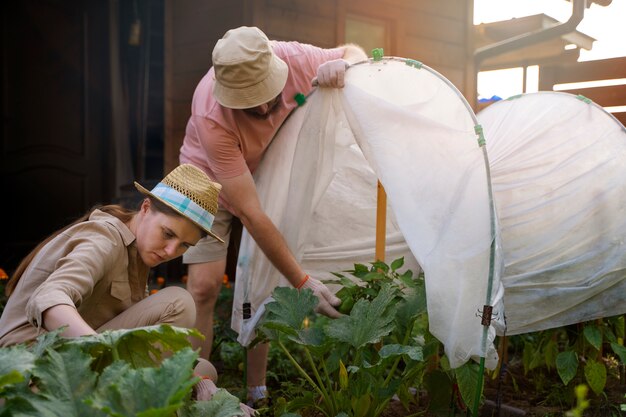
[0,164,252,413]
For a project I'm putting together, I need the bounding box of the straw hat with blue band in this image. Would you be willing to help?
[134,164,224,243]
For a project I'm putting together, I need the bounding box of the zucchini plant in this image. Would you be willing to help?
[259,258,431,417]
[0,325,245,417]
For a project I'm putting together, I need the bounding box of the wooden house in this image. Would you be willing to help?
[1,0,624,275]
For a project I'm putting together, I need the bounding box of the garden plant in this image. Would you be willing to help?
[257,258,483,417]
[0,325,246,417]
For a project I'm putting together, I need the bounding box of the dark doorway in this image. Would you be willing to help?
[1,0,112,273]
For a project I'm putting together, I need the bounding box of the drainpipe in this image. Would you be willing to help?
[474,0,586,64]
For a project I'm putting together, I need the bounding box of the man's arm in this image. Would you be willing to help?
[219,170,341,318]
[339,43,368,65]
[315,44,367,88]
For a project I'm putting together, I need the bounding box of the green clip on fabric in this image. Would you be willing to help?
[576,94,592,104]
[506,94,523,101]
[404,59,423,69]
[371,48,384,61]
[294,93,306,107]
[474,124,486,147]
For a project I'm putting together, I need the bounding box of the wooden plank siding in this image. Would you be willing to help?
[539,56,626,129]
[165,0,249,172]
[164,0,474,171]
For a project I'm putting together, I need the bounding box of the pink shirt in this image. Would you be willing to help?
[179,41,343,209]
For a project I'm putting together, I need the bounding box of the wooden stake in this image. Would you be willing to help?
[375,180,387,262]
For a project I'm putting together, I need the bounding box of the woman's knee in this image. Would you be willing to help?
[156,286,196,328]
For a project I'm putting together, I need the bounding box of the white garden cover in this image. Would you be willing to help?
[479,92,626,335]
[231,60,626,371]
[233,58,504,370]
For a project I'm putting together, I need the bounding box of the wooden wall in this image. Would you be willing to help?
[164,0,474,172]
[164,0,250,173]
[539,56,626,127]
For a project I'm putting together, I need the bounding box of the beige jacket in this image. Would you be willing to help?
[0,210,149,346]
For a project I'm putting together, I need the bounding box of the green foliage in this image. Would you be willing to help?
[582,359,606,396]
[259,258,429,417]
[0,325,243,417]
[517,316,625,402]
[556,351,579,386]
[454,361,482,412]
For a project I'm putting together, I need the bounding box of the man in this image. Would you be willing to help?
[179,26,367,404]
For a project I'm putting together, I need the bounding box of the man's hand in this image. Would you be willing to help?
[314,59,350,88]
[300,276,342,318]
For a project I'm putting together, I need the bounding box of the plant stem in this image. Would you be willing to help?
[112,346,120,362]
[320,355,339,412]
[383,320,414,387]
[304,347,336,415]
[276,340,331,415]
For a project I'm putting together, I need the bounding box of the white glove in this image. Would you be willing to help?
[313,59,350,88]
[300,276,342,318]
[194,379,258,416]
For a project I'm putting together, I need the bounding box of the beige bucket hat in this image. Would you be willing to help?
[212,26,288,109]
[135,164,224,242]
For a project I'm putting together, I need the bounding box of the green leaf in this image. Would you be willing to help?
[32,327,66,358]
[353,263,369,277]
[378,344,423,362]
[263,287,317,331]
[178,389,245,417]
[260,288,323,346]
[62,325,199,370]
[1,391,64,417]
[0,370,24,391]
[455,362,481,412]
[370,261,389,273]
[424,370,452,413]
[613,315,625,339]
[584,359,607,395]
[29,345,101,417]
[395,285,426,327]
[544,339,558,370]
[556,351,578,385]
[0,345,35,390]
[610,342,626,363]
[87,348,197,416]
[362,271,385,282]
[351,393,371,417]
[390,257,404,272]
[397,270,415,287]
[522,342,533,374]
[528,346,543,371]
[325,286,397,349]
[583,325,602,351]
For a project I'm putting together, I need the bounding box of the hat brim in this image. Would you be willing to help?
[134,181,225,243]
[213,54,288,109]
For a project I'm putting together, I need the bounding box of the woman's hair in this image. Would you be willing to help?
[4,196,202,297]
